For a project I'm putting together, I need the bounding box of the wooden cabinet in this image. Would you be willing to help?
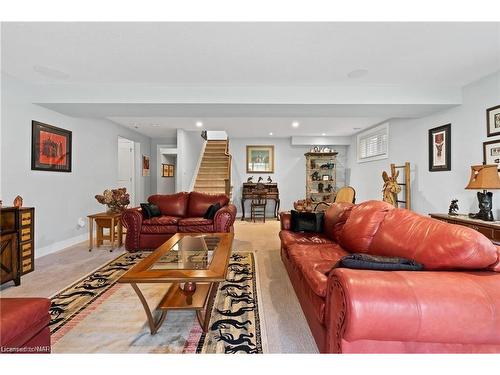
[429,213,500,245]
[19,207,35,274]
[305,152,338,203]
[1,207,21,286]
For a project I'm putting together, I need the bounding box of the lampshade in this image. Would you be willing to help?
[465,164,500,190]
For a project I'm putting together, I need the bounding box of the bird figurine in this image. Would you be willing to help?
[257,176,264,183]
[267,176,272,183]
[247,176,254,183]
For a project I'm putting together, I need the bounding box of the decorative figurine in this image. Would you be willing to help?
[267,176,272,183]
[382,166,401,207]
[318,182,324,193]
[469,192,494,221]
[257,176,264,183]
[13,195,23,208]
[325,184,333,193]
[311,171,320,181]
[448,199,459,216]
[247,176,254,183]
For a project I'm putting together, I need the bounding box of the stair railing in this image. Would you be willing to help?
[223,140,232,198]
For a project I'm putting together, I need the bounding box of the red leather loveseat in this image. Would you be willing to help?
[122,191,236,252]
[280,200,500,353]
[0,298,51,353]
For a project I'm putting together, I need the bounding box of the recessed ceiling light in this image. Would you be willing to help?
[347,69,368,79]
[353,127,362,130]
[292,121,300,128]
[321,133,326,136]
[196,121,203,128]
[151,123,160,127]
[269,132,274,136]
[33,65,69,80]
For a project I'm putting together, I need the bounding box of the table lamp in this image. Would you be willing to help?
[465,164,500,221]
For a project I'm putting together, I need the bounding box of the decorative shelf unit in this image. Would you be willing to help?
[305,152,338,203]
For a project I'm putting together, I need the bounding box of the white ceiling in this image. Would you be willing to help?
[2,22,500,138]
[3,22,499,87]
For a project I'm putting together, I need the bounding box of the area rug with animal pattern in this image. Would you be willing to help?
[49,251,265,353]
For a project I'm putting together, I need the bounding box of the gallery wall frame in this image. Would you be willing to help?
[31,120,72,172]
[428,123,451,172]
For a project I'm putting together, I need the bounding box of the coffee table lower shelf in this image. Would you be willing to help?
[129,281,219,335]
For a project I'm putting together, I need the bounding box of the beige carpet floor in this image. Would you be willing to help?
[0,220,318,353]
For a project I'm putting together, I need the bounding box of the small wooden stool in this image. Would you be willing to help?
[87,212,123,252]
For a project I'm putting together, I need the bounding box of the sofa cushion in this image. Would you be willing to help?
[279,230,333,250]
[203,203,221,219]
[323,202,354,242]
[142,215,180,226]
[148,192,189,217]
[288,243,349,297]
[338,200,394,253]
[179,224,215,233]
[291,210,324,233]
[141,224,178,234]
[187,191,229,217]
[178,217,214,226]
[368,209,498,270]
[0,298,51,347]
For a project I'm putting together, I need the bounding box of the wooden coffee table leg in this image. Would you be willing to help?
[196,282,219,333]
[130,283,168,334]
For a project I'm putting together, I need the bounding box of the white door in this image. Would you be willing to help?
[118,137,135,206]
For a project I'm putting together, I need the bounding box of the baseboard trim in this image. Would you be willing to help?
[36,233,88,259]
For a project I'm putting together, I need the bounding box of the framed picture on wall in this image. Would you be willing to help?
[162,163,174,177]
[486,105,500,137]
[142,155,150,176]
[31,121,72,172]
[246,145,275,173]
[428,123,451,172]
[483,140,500,171]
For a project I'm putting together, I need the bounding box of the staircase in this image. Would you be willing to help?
[193,139,232,196]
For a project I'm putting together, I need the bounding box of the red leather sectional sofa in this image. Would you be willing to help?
[0,298,51,353]
[280,200,500,353]
[122,191,236,252]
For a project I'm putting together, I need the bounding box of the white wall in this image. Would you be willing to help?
[150,137,176,194]
[1,74,152,257]
[347,71,500,216]
[229,137,348,217]
[176,129,204,192]
[157,154,177,194]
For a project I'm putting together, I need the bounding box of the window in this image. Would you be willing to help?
[356,123,389,163]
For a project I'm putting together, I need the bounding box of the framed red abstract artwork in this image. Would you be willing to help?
[31,121,72,172]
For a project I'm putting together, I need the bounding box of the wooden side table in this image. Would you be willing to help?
[88,212,124,252]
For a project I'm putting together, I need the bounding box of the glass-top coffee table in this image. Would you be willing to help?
[118,232,234,334]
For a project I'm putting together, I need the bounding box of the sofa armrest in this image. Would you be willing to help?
[325,268,500,353]
[214,204,237,232]
[121,208,143,252]
[280,212,291,230]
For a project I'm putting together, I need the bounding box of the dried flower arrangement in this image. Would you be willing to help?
[95,187,130,213]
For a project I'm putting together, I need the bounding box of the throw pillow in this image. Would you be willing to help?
[203,203,221,219]
[291,210,324,233]
[336,253,423,271]
[140,203,161,219]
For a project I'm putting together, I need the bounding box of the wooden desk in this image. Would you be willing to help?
[88,212,123,252]
[429,213,500,245]
[241,182,280,220]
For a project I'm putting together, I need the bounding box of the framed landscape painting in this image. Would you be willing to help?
[31,121,72,172]
[428,124,451,172]
[246,145,274,173]
[486,105,500,137]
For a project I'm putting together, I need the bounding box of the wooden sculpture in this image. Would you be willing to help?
[382,165,401,207]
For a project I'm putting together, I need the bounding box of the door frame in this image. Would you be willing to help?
[117,136,136,206]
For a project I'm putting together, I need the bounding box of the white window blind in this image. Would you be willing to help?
[357,123,389,163]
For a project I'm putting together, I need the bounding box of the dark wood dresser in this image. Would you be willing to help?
[241,182,280,220]
[1,207,21,286]
[18,207,35,274]
[430,213,500,245]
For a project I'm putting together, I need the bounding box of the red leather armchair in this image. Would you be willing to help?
[0,298,51,353]
[280,200,500,353]
[122,191,236,251]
